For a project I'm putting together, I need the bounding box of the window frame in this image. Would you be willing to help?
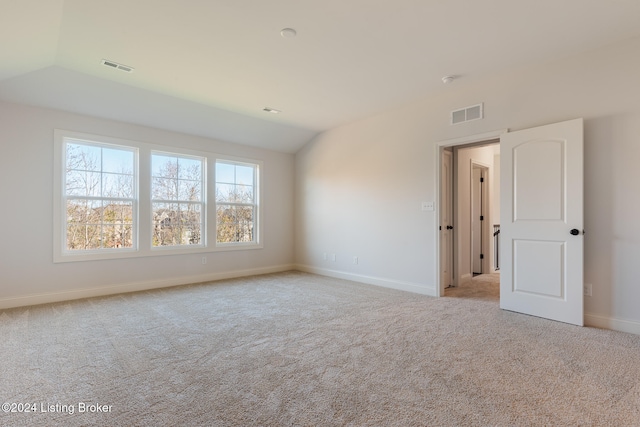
[54,130,263,263]
[151,150,207,250]
[214,159,261,248]
[54,131,141,262]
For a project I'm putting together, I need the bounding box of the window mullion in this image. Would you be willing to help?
[138,145,151,252]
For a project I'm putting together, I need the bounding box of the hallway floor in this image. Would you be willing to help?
[444,273,500,302]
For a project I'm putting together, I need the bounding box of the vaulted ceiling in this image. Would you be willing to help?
[2,0,640,152]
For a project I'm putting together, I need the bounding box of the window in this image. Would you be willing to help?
[54,130,262,262]
[64,139,137,252]
[215,161,259,244]
[151,152,205,247]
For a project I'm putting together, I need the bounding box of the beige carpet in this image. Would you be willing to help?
[1,271,640,426]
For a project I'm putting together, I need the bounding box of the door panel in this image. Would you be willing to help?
[514,140,564,221]
[500,118,583,326]
[513,240,564,298]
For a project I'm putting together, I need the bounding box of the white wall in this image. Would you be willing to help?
[0,102,295,308]
[295,35,640,334]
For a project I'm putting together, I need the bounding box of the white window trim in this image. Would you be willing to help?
[54,130,263,263]
[214,158,262,248]
[151,150,207,250]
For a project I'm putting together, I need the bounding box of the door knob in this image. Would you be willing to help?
[447,225,453,230]
[570,229,580,236]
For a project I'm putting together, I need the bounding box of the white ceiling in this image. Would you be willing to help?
[2,0,640,153]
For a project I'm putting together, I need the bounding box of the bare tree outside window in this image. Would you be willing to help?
[151,154,204,247]
[58,133,260,261]
[65,142,135,251]
[216,161,257,244]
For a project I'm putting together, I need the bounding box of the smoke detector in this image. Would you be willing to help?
[442,75,456,84]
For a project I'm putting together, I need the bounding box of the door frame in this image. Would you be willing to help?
[435,129,507,297]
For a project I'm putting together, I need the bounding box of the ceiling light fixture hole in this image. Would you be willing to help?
[280,28,297,38]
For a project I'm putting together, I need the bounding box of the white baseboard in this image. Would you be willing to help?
[0,264,296,310]
[585,312,640,336]
[295,264,436,296]
[7,265,637,337]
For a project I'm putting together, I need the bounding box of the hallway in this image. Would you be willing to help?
[444,273,499,302]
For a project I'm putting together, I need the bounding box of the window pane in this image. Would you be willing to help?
[216,205,236,243]
[66,224,101,250]
[63,139,137,253]
[215,160,258,246]
[151,153,205,248]
[237,206,255,242]
[67,200,133,250]
[66,143,100,172]
[66,171,101,197]
[66,199,85,223]
[153,202,179,246]
[102,147,134,173]
[103,224,133,248]
[215,183,252,203]
[216,183,233,202]
[216,205,255,243]
[103,201,133,225]
[236,165,254,185]
[153,177,178,200]
[180,203,202,245]
[152,203,203,246]
[67,199,102,224]
[103,173,134,198]
[216,162,235,183]
[179,179,201,201]
[152,155,178,178]
[178,157,202,180]
[236,184,254,203]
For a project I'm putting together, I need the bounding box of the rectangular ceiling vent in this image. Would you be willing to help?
[101,59,134,73]
[451,103,483,125]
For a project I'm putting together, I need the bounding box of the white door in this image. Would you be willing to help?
[440,150,453,292]
[500,118,584,326]
[471,166,487,275]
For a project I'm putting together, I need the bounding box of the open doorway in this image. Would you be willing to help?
[436,120,583,324]
[437,136,501,299]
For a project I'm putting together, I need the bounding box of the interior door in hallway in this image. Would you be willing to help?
[500,118,584,326]
[471,165,488,275]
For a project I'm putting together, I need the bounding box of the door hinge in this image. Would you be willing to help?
[480,254,484,259]
[480,215,484,221]
[480,177,484,183]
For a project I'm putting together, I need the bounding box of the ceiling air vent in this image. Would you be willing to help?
[101,59,134,73]
[451,103,483,125]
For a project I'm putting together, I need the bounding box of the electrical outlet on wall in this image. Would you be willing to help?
[584,283,592,297]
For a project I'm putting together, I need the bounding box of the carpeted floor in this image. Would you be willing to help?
[1,271,639,426]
